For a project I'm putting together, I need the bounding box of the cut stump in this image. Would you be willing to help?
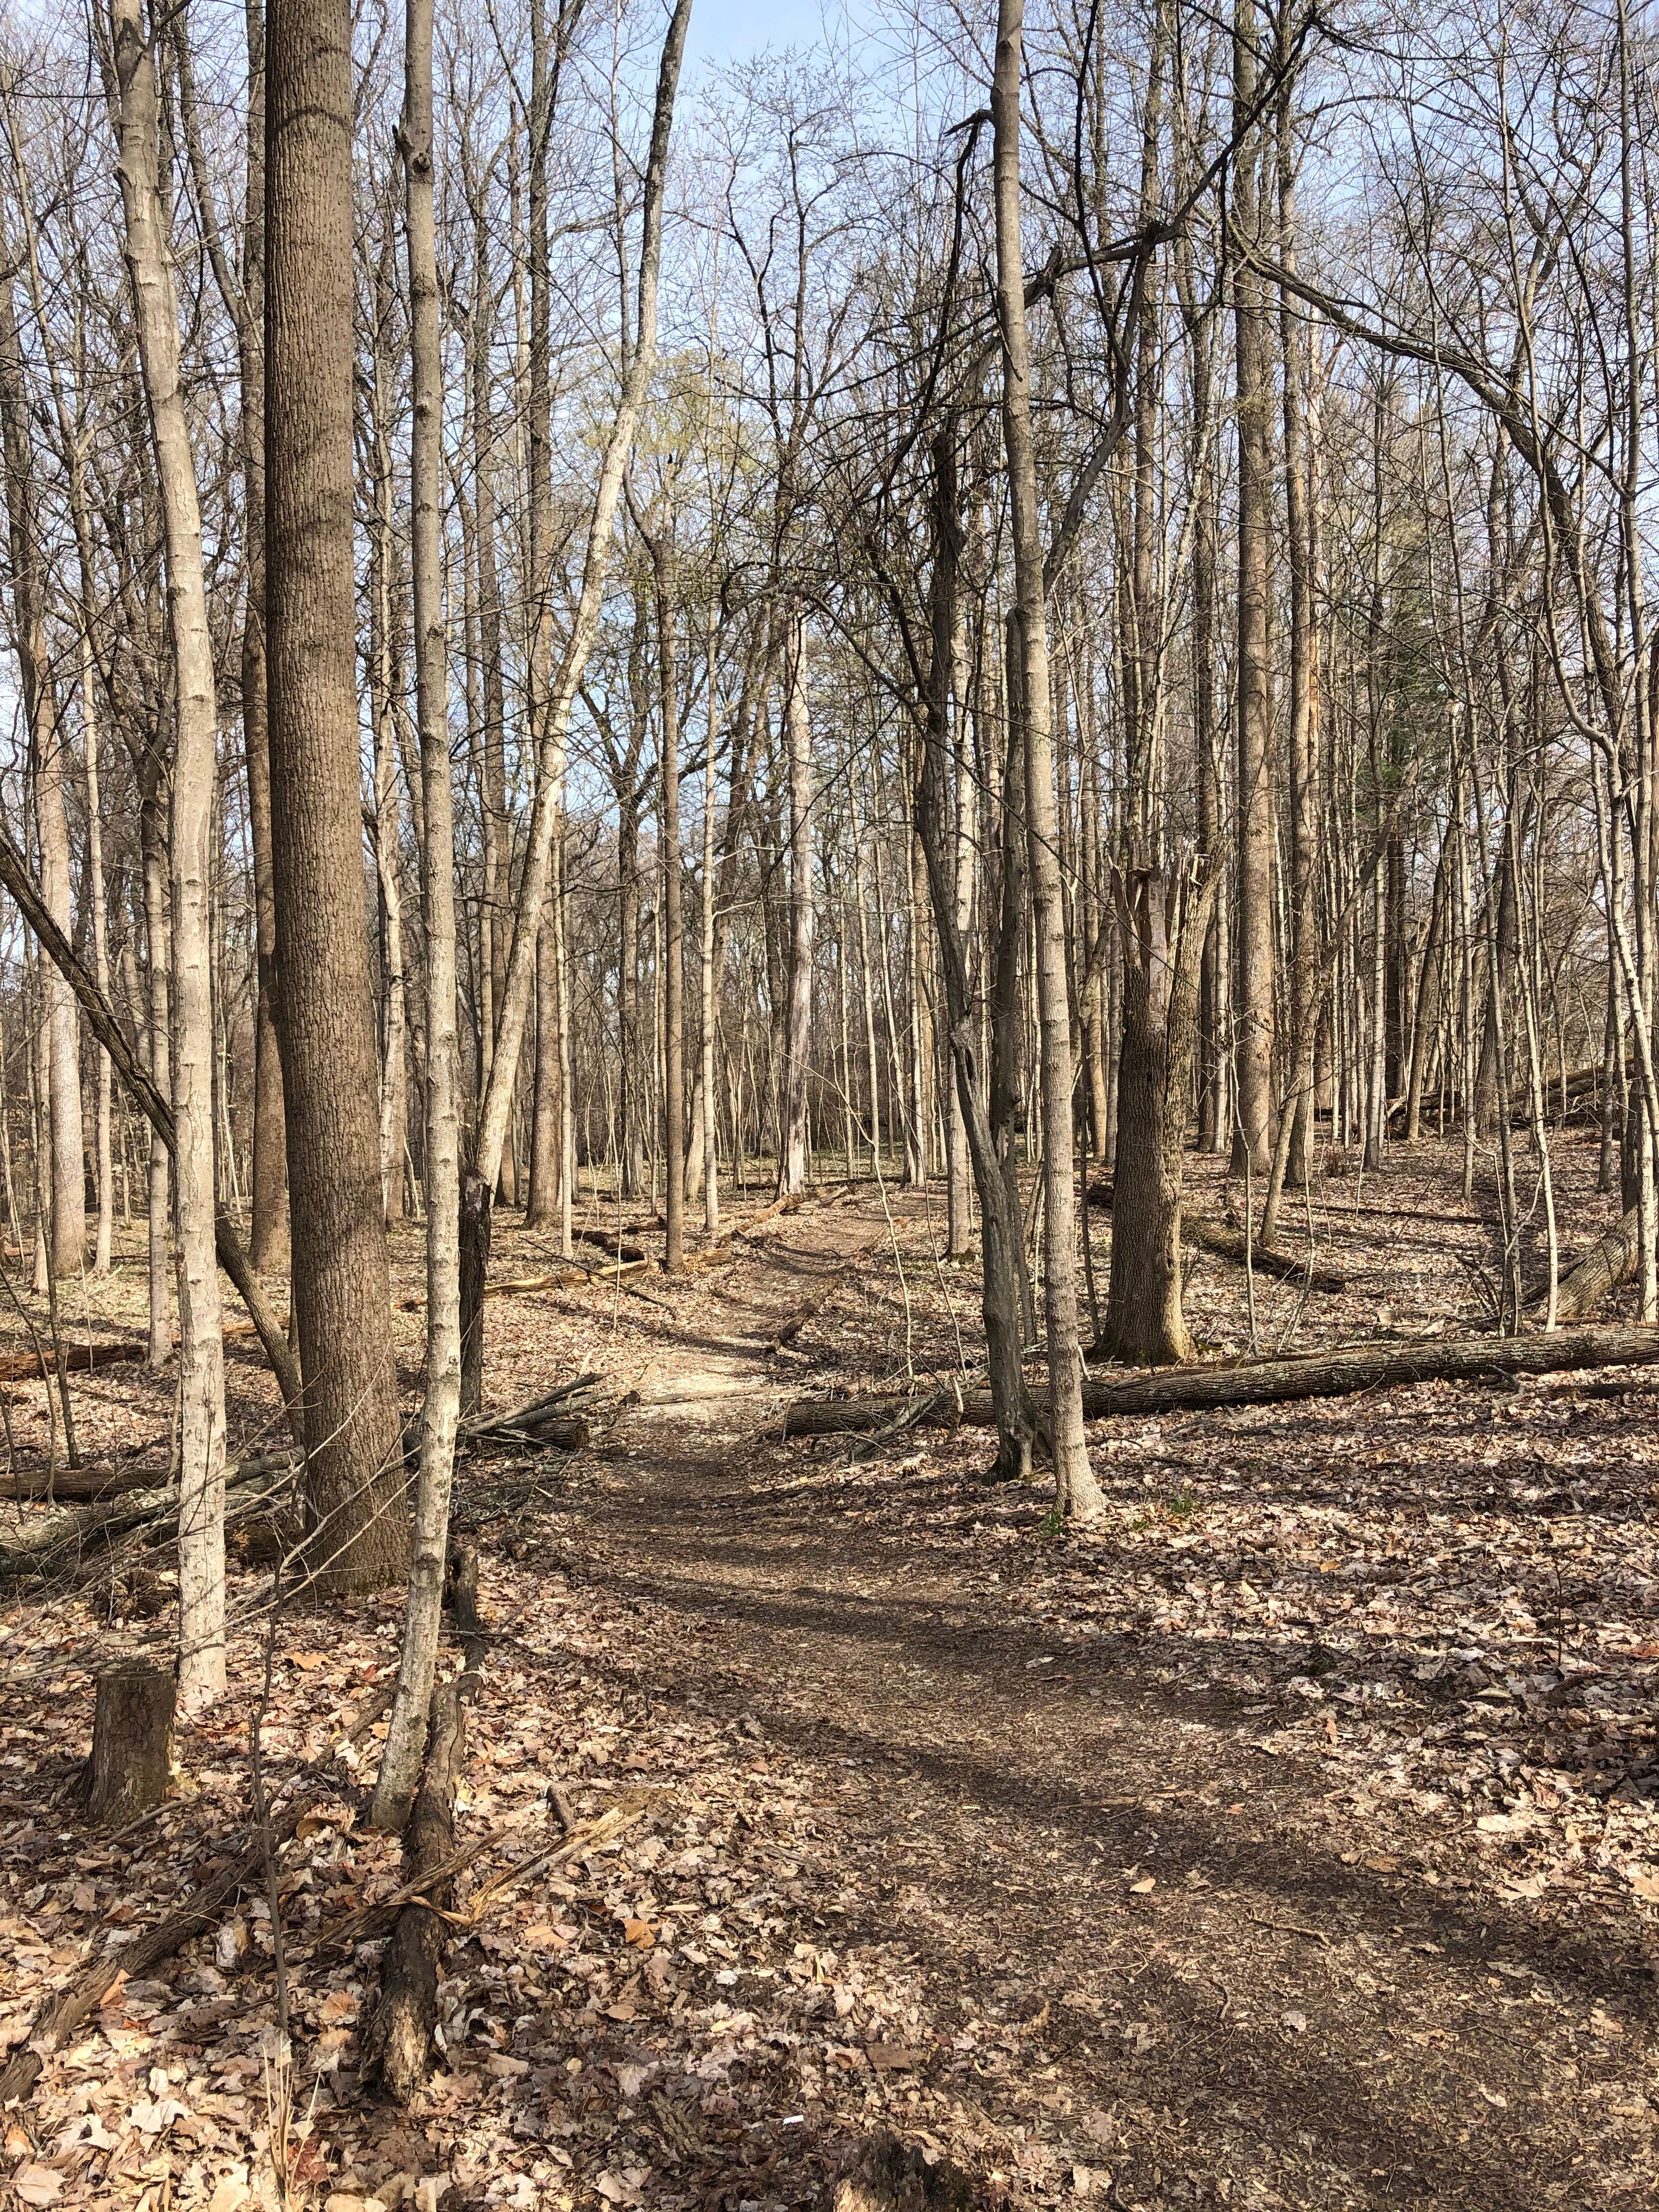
[77,1662,175,1826]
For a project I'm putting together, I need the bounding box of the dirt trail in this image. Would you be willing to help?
[562,1205,1656,2212]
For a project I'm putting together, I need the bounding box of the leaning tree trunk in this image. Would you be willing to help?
[266,0,407,1591]
[1099,865,1220,1367]
[114,0,229,1711]
[992,0,1100,1519]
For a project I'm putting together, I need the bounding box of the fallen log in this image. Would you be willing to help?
[1530,1207,1639,1325]
[0,1682,393,2107]
[1183,1217,1348,1291]
[1084,1182,1346,1291]
[0,1337,147,1386]
[0,1457,296,1582]
[781,1325,1659,1435]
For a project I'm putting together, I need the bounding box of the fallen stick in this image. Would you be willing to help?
[0,1683,393,2107]
[780,1325,1659,1435]
[318,1792,655,1949]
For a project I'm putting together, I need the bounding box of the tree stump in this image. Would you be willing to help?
[459,1167,491,1420]
[79,1663,175,1825]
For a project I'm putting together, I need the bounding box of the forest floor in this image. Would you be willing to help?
[1,1136,1658,2212]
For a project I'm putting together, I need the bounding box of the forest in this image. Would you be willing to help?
[0,0,1656,2206]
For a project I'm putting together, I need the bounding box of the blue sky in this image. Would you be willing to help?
[685,0,835,67]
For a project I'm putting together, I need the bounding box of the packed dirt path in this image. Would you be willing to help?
[2,1157,1657,2212]
[552,1194,1658,2212]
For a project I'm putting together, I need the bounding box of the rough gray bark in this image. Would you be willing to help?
[266,0,407,1590]
[79,1663,175,1826]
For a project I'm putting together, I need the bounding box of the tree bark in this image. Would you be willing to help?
[1099,866,1220,1366]
[266,0,407,1590]
[783,1327,1659,1434]
[372,0,463,1834]
[778,616,814,1196]
[113,0,229,1710]
[79,1664,175,1827]
[914,432,1035,1479]
[0,277,83,1280]
[992,0,1100,1519]
[1230,0,1276,1174]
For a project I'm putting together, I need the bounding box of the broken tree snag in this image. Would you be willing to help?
[446,1539,489,1697]
[1532,1206,1638,1324]
[833,2130,979,2212]
[459,1165,492,1420]
[363,1682,465,2103]
[782,1326,1659,1435]
[76,1662,175,1825]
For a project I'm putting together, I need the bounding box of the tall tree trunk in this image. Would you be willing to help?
[82,638,114,1276]
[374,0,462,1830]
[266,0,407,1590]
[1230,0,1276,1174]
[0,279,83,1280]
[992,0,1101,1520]
[241,0,287,1271]
[646,504,686,1268]
[699,597,721,1233]
[915,431,1033,1478]
[140,770,172,1367]
[777,617,814,1195]
[113,0,229,1710]
[472,200,513,1207]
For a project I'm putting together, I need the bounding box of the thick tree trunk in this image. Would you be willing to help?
[1099,868,1220,1366]
[992,0,1100,1519]
[266,0,407,1591]
[114,0,229,1709]
[79,1664,175,1827]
